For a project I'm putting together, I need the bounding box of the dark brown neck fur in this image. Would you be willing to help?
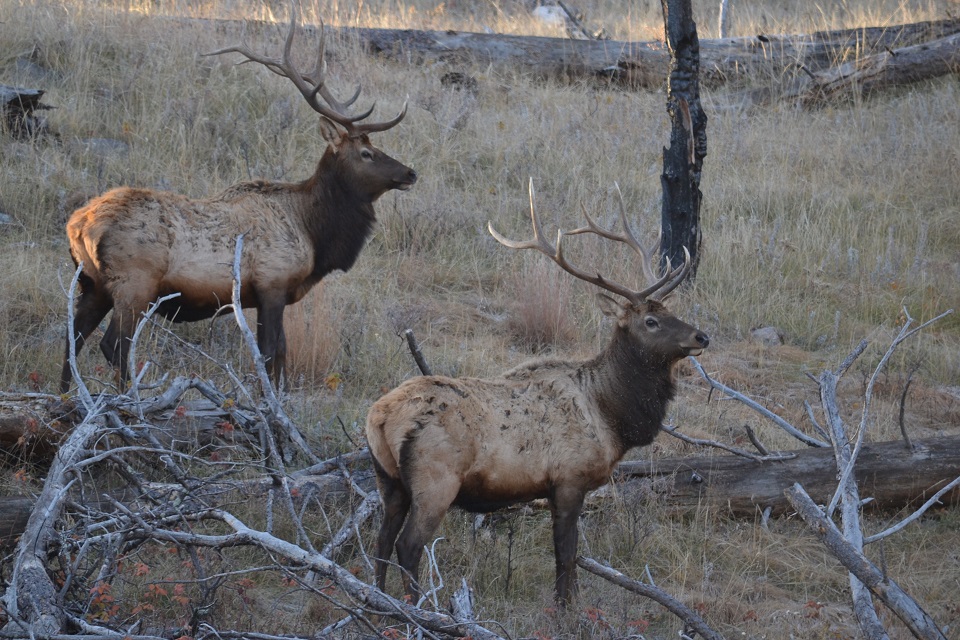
[585,326,678,454]
[298,150,376,282]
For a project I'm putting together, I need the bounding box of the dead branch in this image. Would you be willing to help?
[128,509,507,639]
[577,557,724,640]
[690,357,829,448]
[229,234,318,464]
[1,412,103,637]
[785,484,948,640]
[660,423,795,462]
[403,328,433,376]
[798,308,954,639]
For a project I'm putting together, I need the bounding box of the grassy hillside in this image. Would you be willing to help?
[1,0,958,638]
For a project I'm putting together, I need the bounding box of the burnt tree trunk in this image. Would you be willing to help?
[0,84,52,138]
[659,0,705,276]
[615,436,960,517]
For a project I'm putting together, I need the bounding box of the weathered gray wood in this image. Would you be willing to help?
[786,484,949,640]
[336,19,960,89]
[790,31,960,106]
[0,469,376,547]
[616,436,960,516]
[184,16,960,89]
[2,416,101,637]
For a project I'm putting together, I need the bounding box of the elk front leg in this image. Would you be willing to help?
[256,299,287,389]
[550,486,586,606]
[61,285,112,392]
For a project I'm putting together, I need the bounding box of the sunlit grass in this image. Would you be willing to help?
[1,0,958,637]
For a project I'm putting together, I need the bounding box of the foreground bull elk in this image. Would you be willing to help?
[60,9,416,392]
[366,180,709,605]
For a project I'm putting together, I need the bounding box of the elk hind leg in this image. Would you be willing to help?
[100,289,155,387]
[372,466,411,589]
[395,484,459,599]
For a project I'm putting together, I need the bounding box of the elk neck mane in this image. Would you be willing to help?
[584,323,678,453]
[297,149,377,281]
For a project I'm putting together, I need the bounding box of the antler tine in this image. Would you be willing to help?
[488,179,558,255]
[489,179,648,305]
[566,183,661,286]
[646,246,692,300]
[206,3,405,133]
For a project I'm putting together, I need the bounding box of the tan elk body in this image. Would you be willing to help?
[60,9,416,392]
[366,181,709,604]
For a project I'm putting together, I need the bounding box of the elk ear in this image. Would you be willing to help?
[319,117,344,151]
[597,293,629,322]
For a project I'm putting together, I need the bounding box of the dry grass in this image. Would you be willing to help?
[1,0,959,637]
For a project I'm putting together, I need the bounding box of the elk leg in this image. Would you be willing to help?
[372,468,411,589]
[549,486,586,606]
[100,308,139,387]
[101,286,155,387]
[395,484,459,599]
[61,285,112,392]
[256,299,286,388]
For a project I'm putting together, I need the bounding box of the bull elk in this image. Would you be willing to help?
[60,8,417,393]
[365,180,709,604]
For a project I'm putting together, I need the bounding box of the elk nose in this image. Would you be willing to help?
[696,332,710,349]
[406,168,419,184]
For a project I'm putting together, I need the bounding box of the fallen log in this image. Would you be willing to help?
[181,15,960,90]
[334,17,960,89]
[616,436,960,517]
[789,30,960,106]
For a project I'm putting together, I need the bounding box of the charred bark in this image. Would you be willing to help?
[0,84,53,138]
[659,0,705,276]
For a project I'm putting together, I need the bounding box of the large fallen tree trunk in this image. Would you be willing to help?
[181,16,960,90]
[327,18,960,89]
[616,435,960,517]
[789,30,960,106]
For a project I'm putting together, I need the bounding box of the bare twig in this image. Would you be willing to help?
[577,556,725,640]
[403,328,433,375]
[661,424,796,461]
[898,364,920,450]
[689,357,829,448]
[230,234,319,464]
[134,509,507,640]
[864,474,960,544]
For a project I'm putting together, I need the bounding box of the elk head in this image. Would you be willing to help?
[489,179,708,366]
[205,4,417,200]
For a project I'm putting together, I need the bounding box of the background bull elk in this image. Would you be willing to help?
[60,8,417,392]
[365,179,709,605]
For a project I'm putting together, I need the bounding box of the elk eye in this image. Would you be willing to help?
[360,149,374,160]
[645,317,659,328]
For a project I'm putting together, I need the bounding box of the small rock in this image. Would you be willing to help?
[750,326,784,347]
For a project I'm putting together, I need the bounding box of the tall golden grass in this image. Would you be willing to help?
[1,0,958,636]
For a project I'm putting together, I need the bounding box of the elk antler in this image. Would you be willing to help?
[488,179,691,304]
[205,3,406,134]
